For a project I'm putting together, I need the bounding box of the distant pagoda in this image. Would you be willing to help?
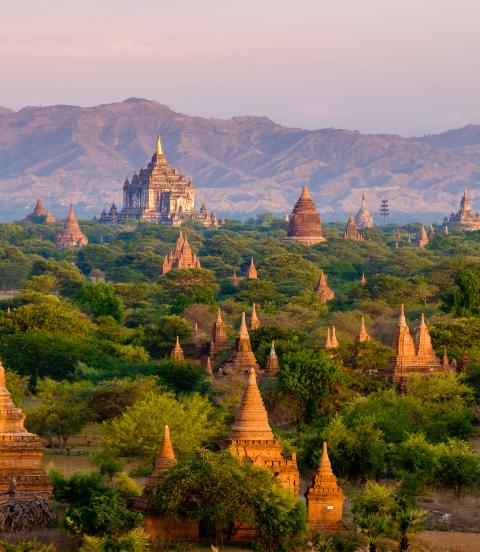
[355,193,374,228]
[314,270,334,303]
[171,337,184,361]
[344,213,364,241]
[200,308,230,362]
[264,341,279,376]
[222,313,260,375]
[447,189,480,231]
[286,185,326,245]
[246,258,258,280]
[249,303,261,330]
[98,202,119,225]
[357,317,371,342]
[56,204,88,248]
[26,198,55,224]
[417,225,429,248]
[162,231,201,274]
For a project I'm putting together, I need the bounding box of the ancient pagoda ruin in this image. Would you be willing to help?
[314,270,334,303]
[305,442,345,531]
[26,198,55,224]
[0,361,51,499]
[56,204,88,248]
[264,342,279,376]
[391,306,449,387]
[344,214,364,241]
[162,231,201,274]
[286,185,326,245]
[355,194,374,229]
[447,189,480,231]
[116,136,217,226]
[228,367,299,495]
[222,313,260,375]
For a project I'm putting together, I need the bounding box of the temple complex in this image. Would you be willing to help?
[305,442,345,531]
[264,342,279,376]
[228,367,299,496]
[0,361,51,499]
[162,231,201,274]
[286,185,326,245]
[26,198,55,224]
[417,225,429,248]
[344,214,364,241]
[56,204,88,248]
[391,306,448,387]
[355,194,374,229]
[246,258,258,279]
[249,303,260,330]
[111,136,217,226]
[98,202,119,225]
[171,337,184,361]
[314,270,334,303]
[447,189,480,230]
[222,313,260,375]
[357,317,370,342]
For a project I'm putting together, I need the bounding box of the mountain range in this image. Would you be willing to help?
[0,97,479,222]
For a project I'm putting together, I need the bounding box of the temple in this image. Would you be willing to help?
[391,306,449,387]
[355,194,374,228]
[144,425,176,493]
[26,198,55,224]
[56,204,88,248]
[200,308,230,362]
[110,136,217,226]
[171,337,184,361]
[228,367,299,495]
[246,258,258,279]
[324,327,338,350]
[98,202,119,225]
[357,317,370,342]
[344,214,364,241]
[222,313,260,375]
[305,442,345,531]
[264,342,279,376]
[417,225,429,248]
[249,304,260,330]
[314,270,334,303]
[447,189,480,230]
[286,185,326,245]
[0,361,51,499]
[360,273,367,286]
[162,231,201,274]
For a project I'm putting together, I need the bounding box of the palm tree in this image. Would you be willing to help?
[393,506,428,552]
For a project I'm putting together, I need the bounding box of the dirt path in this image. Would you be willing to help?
[417,531,480,552]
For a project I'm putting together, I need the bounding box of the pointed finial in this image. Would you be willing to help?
[239,312,249,338]
[156,135,163,155]
[399,304,406,325]
[271,340,276,354]
[300,184,312,200]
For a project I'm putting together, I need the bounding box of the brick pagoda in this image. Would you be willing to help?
[355,193,374,229]
[246,258,258,280]
[26,198,55,224]
[264,342,279,376]
[249,303,260,330]
[286,185,326,245]
[171,337,184,361]
[417,225,429,248]
[314,270,334,304]
[357,317,371,342]
[222,313,260,375]
[162,231,201,274]
[56,204,88,248]
[344,214,364,241]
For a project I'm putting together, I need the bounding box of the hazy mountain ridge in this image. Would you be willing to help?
[0,98,479,221]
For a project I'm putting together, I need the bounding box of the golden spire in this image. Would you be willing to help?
[171,336,184,360]
[300,184,312,200]
[399,303,406,326]
[239,312,249,339]
[358,316,370,342]
[156,135,163,155]
[318,442,333,475]
[229,367,274,441]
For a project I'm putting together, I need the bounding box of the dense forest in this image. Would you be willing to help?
[1,215,480,552]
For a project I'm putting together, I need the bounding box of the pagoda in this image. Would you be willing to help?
[427,224,436,238]
[360,273,367,286]
[324,327,338,350]
[417,225,429,248]
[144,425,176,492]
[232,270,240,286]
[286,185,326,245]
[56,204,88,248]
[391,306,447,387]
[228,367,299,495]
[264,342,279,376]
[314,270,334,303]
[222,313,260,375]
[98,202,119,225]
[162,231,201,274]
[200,308,230,362]
[357,317,370,342]
[26,198,55,224]
[0,360,51,499]
[171,337,184,361]
[355,194,374,228]
[249,303,260,330]
[305,442,345,531]
[246,258,258,280]
[344,214,364,241]
[448,189,480,230]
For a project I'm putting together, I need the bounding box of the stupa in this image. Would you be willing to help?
[357,317,370,342]
[222,313,260,375]
[26,198,55,224]
[305,442,345,531]
[355,194,374,229]
[324,328,332,350]
[228,367,299,495]
[360,273,367,286]
[448,189,480,230]
[286,185,326,245]
[344,214,364,241]
[314,270,334,303]
[246,258,258,280]
[264,342,279,376]
[232,270,240,286]
[0,361,51,499]
[417,226,429,248]
[171,337,184,361]
[144,425,176,492]
[98,202,119,225]
[330,326,339,348]
[162,231,201,274]
[56,204,88,248]
[249,303,260,330]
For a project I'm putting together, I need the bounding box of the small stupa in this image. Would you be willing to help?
[264,341,279,376]
[246,258,258,280]
[249,303,261,331]
[344,213,364,240]
[314,270,334,303]
[355,193,374,229]
[286,185,326,245]
[330,326,339,348]
[171,336,184,361]
[417,225,429,248]
[360,273,367,286]
[357,317,371,342]
[56,204,88,248]
[222,313,260,375]
[232,270,240,286]
[210,308,230,351]
[144,425,177,492]
[305,442,345,531]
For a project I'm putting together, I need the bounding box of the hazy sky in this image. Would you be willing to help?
[1,0,479,136]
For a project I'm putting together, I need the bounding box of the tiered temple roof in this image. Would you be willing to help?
[417,225,429,248]
[314,270,334,303]
[305,442,345,531]
[0,360,51,499]
[344,213,364,241]
[56,204,88,248]
[264,341,279,376]
[222,313,260,375]
[249,303,260,330]
[26,198,55,224]
[286,185,326,245]
[355,194,374,229]
[246,258,258,280]
[228,367,299,495]
[448,189,480,230]
[162,231,201,274]
[171,336,184,361]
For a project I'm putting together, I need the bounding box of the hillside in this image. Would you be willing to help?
[0,97,479,221]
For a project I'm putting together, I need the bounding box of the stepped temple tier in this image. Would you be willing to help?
[305,442,345,531]
[344,213,364,241]
[222,313,260,375]
[447,189,480,231]
[228,367,299,496]
[286,185,326,245]
[0,361,51,500]
[391,306,452,387]
[314,270,334,303]
[355,194,374,229]
[102,136,218,226]
[162,231,201,274]
[26,198,55,224]
[56,204,88,248]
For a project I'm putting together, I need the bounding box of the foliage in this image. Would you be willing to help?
[76,283,124,322]
[443,267,480,316]
[80,527,149,552]
[0,540,56,552]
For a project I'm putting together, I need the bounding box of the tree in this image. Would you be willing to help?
[444,267,480,316]
[392,502,428,552]
[140,315,192,358]
[76,283,124,322]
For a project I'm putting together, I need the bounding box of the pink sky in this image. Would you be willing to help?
[1,0,479,135]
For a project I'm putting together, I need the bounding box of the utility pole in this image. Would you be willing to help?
[380,199,389,226]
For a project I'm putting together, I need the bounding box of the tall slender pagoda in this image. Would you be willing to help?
[249,303,261,331]
[144,425,176,492]
[246,258,258,280]
[222,313,260,375]
[357,317,371,342]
